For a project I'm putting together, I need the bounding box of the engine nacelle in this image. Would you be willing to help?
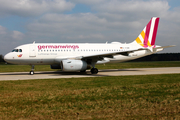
[61,60,88,72]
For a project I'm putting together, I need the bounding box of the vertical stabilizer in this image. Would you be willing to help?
[134,17,160,48]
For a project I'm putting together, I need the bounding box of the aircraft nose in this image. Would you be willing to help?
[4,54,8,62]
[4,53,12,63]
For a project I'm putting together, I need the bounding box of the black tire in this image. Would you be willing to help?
[91,68,98,74]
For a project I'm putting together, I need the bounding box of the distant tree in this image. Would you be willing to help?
[132,53,180,62]
[0,54,5,63]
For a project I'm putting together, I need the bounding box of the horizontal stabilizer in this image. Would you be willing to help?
[154,45,176,50]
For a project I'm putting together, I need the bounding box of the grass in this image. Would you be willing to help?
[0,61,180,72]
[0,74,180,119]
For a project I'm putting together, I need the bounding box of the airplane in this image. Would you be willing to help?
[4,17,175,75]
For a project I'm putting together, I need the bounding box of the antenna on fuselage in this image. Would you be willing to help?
[33,41,35,44]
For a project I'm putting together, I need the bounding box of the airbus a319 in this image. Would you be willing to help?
[4,17,175,75]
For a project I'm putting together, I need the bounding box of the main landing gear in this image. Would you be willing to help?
[29,65,35,75]
[91,68,98,74]
[90,62,98,74]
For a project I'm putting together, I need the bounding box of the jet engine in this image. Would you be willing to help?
[61,60,88,72]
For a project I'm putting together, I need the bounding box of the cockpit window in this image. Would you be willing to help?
[12,49,22,52]
[12,49,18,52]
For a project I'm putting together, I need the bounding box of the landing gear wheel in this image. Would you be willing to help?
[91,68,98,74]
[29,65,35,75]
[29,71,34,75]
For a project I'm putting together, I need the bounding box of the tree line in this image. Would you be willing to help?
[132,53,180,62]
[0,55,5,63]
[0,53,180,63]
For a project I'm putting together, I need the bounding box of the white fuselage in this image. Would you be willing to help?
[4,42,154,65]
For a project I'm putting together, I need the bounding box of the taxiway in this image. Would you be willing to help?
[0,67,180,81]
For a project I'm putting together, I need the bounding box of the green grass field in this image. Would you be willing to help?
[0,74,180,119]
[0,61,180,72]
[0,61,180,119]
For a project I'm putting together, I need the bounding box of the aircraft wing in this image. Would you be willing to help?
[75,48,146,61]
[55,45,175,62]
[77,45,176,61]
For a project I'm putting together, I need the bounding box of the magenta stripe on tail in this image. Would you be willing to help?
[143,18,152,47]
[151,18,160,46]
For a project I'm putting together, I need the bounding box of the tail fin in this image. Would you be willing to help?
[135,17,160,48]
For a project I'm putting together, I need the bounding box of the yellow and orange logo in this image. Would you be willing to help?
[17,54,23,57]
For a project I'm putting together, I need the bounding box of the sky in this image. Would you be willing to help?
[0,0,180,56]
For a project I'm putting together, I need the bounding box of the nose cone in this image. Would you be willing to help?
[4,54,9,62]
[4,53,12,63]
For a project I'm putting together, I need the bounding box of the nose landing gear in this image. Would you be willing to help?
[29,65,35,75]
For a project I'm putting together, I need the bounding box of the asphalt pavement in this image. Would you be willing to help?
[0,67,180,81]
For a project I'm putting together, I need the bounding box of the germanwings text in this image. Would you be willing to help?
[38,45,79,50]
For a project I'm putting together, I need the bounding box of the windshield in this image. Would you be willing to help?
[12,49,22,52]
